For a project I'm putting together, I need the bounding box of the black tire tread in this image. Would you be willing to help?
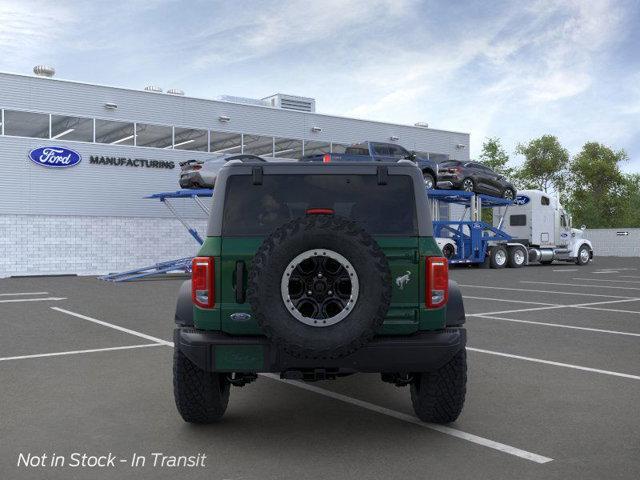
[410,348,467,424]
[173,348,230,423]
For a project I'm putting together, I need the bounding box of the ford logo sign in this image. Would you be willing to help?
[28,146,82,168]
[514,195,530,205]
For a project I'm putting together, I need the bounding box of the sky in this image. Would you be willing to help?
[1,0,639,171]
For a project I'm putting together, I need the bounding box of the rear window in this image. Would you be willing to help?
[223,174,417,236]
[344,146,369,156]
[439,160,461,167]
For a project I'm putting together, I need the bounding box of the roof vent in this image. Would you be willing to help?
[167,88,185,96]
[414,122,429,128]
[144,85,163,93]
[33,65,55,78]
[217,95,270,107]
[262,93,316,113]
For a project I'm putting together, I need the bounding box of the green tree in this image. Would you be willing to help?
[515,135,569,193]
[619,174,640,227]
[479,137,515,177]
[566,142,628,228]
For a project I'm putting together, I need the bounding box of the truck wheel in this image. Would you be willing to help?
[411,347,467,423]
[489,245,507,269]
[248,214,392,359]
[173,347,230,423]
[423,172,435,190]
[507,246,526,268]
[442,243,455,260]
[576,245,591,265]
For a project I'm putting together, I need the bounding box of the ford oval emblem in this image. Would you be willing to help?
[28,146,82,168]
[514,195,530,205]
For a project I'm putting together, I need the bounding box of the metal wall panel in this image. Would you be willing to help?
[0,72,470,159]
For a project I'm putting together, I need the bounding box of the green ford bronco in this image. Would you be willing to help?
[173,160,467,424]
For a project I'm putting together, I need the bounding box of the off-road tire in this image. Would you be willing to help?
[247,214,392,359]
[411,347,467,423]
[173,347,230,423]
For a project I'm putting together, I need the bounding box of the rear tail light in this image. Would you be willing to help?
[322,153,331,163]
[192,165,202,170]
[426,257,448,308]
[192,257,215,308]
[306,208,334,215]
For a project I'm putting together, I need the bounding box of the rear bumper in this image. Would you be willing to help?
[175,327,466,374]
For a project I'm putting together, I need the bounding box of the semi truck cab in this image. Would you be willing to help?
[497,190,593,265]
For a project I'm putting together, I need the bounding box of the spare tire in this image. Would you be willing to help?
[247,214,392,359]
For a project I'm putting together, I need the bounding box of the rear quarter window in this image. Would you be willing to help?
[222,174,417,236]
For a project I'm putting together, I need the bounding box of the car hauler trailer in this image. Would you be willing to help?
[430,189,594,268]
[430,190,527,268]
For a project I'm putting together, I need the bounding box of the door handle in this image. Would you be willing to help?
[235,261,246,303]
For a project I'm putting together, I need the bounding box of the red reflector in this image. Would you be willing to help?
[426,257,448,308]
[306,208,334,215]
[192,257,215,309]
[322,153,331,163]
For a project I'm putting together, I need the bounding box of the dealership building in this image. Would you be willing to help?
[0,68,470,277]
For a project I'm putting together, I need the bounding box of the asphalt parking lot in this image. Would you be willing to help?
[1,257,639,479]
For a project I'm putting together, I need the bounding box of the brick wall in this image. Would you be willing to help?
[0,215,207,277]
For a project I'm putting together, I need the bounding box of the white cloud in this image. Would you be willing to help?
[0,1,75,67]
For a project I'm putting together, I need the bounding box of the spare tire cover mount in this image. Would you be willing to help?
[280,248,360,327]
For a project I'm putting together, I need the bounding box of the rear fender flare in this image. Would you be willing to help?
[446,280,465,326]
[175,280,194,327]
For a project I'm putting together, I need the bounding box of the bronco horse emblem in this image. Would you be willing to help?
[395,271,411,290]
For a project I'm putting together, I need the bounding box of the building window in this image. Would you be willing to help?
[135,123,173,148]
[273,137,303,159]
[95,119,135,145]
[210,131,242,154]
[173,127,208,151]
[243,135,275,157]
[50,114,94,142]
[3,110,50,139]
[331,143,349,154]
[303,140,331,157]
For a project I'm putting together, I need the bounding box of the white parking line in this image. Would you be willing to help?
[458,284,637,299]
[46,308,553,463]
[0,292,49,296]
[521,281,640,291]
[0,343,162,362]
[552,269,578,272]
[261,373,553,464]
[468,314,640,337]
[469,298,640,317]
[51,307,173,346]
[0,297,67,304]
[467,347,640,381]
[573,278,640,284]
[463,296,559,306]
